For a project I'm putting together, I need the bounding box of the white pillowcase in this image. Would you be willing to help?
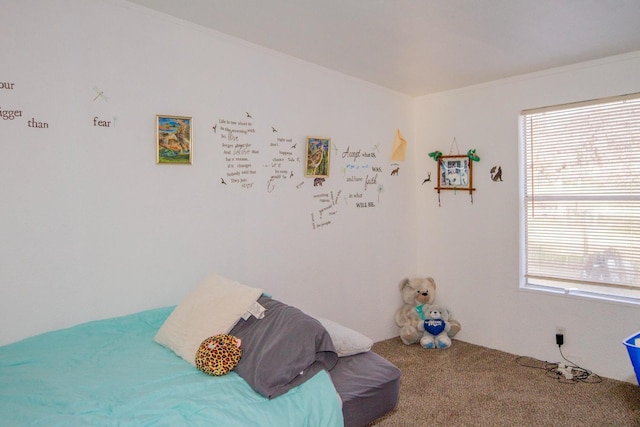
[315,317,373,357]
[154,274,263,365]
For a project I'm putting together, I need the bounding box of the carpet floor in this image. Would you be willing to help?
[367,337,640,426]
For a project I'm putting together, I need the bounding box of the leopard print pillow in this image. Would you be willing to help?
[195,334,242,376]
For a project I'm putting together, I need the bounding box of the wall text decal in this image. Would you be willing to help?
[219,116,258,189]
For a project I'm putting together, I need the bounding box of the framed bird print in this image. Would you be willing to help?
[305,136,331,177]
[156,115,192,164]
[438,155,471,190]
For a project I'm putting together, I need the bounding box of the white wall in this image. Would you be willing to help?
[0,0,414,345]
[414,52,640,383]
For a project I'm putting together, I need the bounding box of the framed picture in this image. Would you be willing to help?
[305,136,331,177]
[156,115,192,164]
[436,154,474,192]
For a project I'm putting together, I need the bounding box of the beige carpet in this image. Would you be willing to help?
[368,337,640,427]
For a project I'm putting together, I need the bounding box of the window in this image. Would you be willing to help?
[521,93,640,303]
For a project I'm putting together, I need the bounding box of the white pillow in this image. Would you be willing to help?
[154,274,263,365]
[315,317,373,357]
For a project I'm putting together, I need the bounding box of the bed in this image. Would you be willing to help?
[0,275,400,426]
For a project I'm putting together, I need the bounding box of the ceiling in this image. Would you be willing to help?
[126,0,640,97]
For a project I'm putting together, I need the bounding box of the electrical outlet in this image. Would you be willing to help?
[556,327,565,336]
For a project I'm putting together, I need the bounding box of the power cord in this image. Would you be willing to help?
[515,347,602,384]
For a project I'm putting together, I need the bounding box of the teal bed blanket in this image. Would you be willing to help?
[0,307,344,426]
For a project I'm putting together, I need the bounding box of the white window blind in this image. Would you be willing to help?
[521,93,640,301]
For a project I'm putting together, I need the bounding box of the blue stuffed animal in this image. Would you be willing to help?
[419,305,452,349]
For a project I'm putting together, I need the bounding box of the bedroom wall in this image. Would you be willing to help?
[414,52,640,383]
[0,0,415,345]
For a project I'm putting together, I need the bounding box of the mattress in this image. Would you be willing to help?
[330,350,401,427]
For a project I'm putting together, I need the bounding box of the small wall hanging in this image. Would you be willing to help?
[429,139,479,206]
[390,129,407,161]
[305,136,331,177]
[156,115,192,164]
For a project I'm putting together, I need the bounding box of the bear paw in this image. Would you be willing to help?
[420,336,436,349]
[436,335,452,349]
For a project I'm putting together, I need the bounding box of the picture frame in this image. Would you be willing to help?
[436,154,474,192]
[305,136,331,177]
[156,115,192,164]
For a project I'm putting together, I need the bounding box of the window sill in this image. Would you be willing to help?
[522,282,640,306]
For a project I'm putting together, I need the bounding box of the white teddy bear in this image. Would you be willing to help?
[394,277,436,345]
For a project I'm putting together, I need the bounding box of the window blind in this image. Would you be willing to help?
[521,93,640,299]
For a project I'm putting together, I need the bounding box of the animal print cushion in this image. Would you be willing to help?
[195,334,242,376]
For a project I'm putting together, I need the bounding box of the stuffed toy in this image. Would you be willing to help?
[419,305,452,349]
[394,276,462,345]
[395,277,437,345]
[195,334,242,376]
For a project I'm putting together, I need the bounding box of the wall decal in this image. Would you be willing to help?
[90,87,115,129]
[27,118,49,129]
[266,131,299,193]
[311,190,339,230]
[1,82,43,127]
[340,144,384,209]
[218,116,258,189]
[490,166,503,182]
[92,116,112,128]
[0,81,16,90]
[1,108,22,121]
[92,86,108,102]
[421,172,432,184]
[156,115,192,164]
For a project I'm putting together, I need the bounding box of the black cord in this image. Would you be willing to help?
[515,347,602,384]
[557,345,602,384]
